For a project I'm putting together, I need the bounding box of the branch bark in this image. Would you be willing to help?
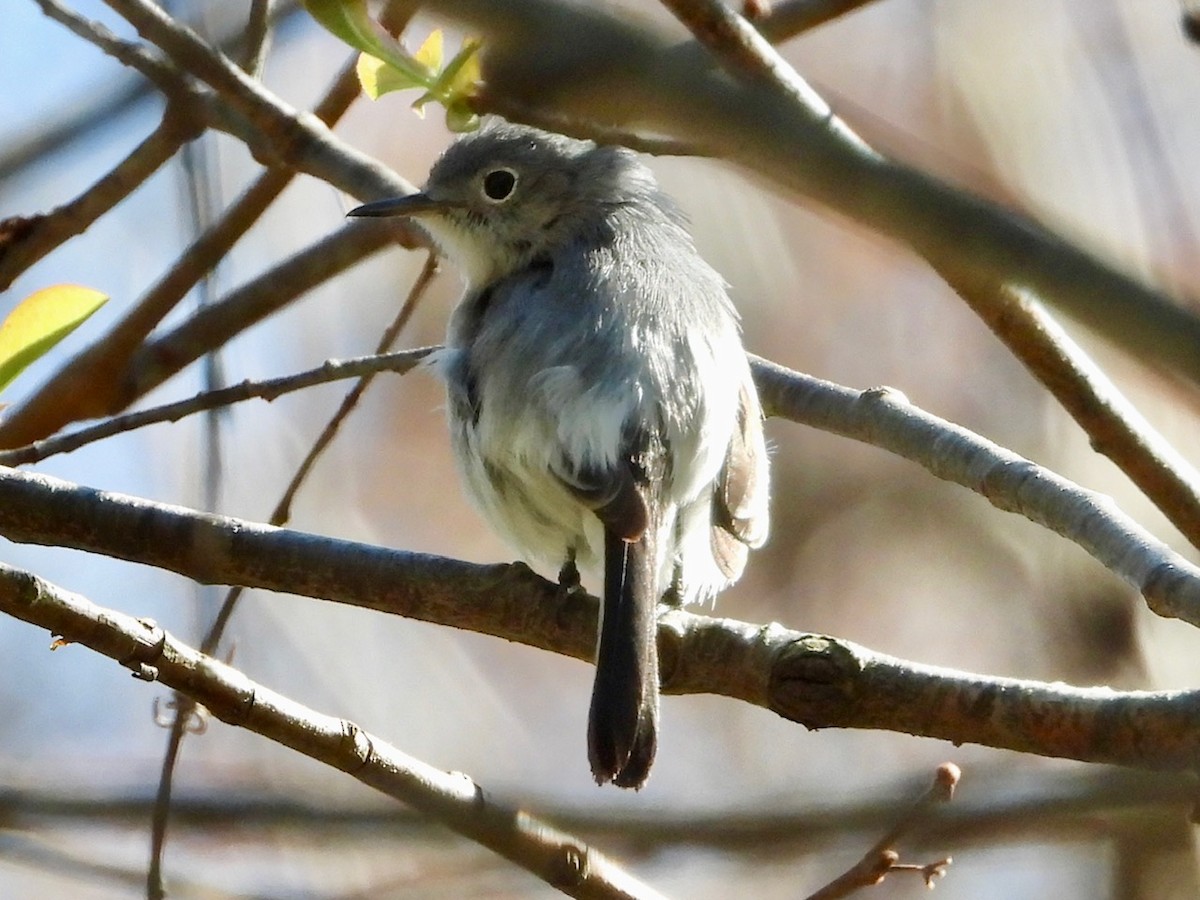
[0,563,664,900]
[2,460,1200,771]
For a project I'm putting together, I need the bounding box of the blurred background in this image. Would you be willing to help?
[2,0,1200,896]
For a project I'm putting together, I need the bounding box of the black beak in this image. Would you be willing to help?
[347,193,447,218]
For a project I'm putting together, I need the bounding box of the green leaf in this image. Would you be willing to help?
[444,99,480,133]
[302,0,429,84]
[305,0,481,125]
[0,285,108,393]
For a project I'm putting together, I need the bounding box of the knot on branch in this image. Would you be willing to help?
[548,843,589,889]
[768,634,862,727]
[118,616,166,681]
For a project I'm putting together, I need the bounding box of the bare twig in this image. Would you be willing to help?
[126,221,397,397]
[145,222,434,898]
[0,105,201,291]
[103,0,419,204]
[0,219,395,448]
[0,3,310,184]
[754,0,885,42]
[3,460,1200,769]
[35,0,194,97]
[5,766,1194,852]
[0,563,666,900]
[805,763,957,899]
[240,0,274,75]
[0,51,378,449]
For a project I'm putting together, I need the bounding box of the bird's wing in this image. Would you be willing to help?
[711,371,770,580]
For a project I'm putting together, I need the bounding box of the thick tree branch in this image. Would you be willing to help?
[4,356,1198,631]
[1,461,1200,770]
[399,0,1200,379]
[655,0,1200,547]
[0,564,663,900]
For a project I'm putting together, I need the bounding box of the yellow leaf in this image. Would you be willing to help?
[444,38,482,98]
[414,29,443,73]
[356,52,423,99]
[0,285,108,393]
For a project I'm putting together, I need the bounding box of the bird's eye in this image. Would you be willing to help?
[482,168,518,202]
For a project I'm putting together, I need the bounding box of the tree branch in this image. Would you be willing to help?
[750,358,1200,627]
[0,563,665,900]
[1,460,1200,770]
[654,0,1200,547]
[5,355,1198,631]
[0,50,389,448]
[805,763,956,899]
[0,346,430,465]
[0,105,201,291]
[401,0,1200,383]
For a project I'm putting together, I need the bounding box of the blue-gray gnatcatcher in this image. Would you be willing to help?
[350,122,769,789]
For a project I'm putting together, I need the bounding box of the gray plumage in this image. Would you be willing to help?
[350,122,769,789]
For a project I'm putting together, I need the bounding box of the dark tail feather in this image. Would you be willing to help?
[587,530,660,789]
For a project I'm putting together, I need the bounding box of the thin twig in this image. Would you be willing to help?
[804,763,957,899]
[0,105,201,291]
[0,563,666,900]
[240,0,273,75]
[1,3,310,184]
[5,766,1194,851]
[753,0,884,41]
[0,50,377,449]
[125,221,398,399]
[0,218,395,448]
[103,0,420,203]
[145,225,435,897]
[35,0,194,97]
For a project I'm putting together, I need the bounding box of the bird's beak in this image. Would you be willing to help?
[346,193,448,218]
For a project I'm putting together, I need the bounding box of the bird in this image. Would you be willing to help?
[349,121,769,789]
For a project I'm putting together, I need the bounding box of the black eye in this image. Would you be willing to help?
[482,168,518,202]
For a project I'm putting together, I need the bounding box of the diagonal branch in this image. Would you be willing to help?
[0,563,665,900]
[654,0,1200,544]
[0,45,394,448]
[750,358,1200,626]
[0,104,202,291]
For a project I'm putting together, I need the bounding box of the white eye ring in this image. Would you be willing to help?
[481,167,519,203]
